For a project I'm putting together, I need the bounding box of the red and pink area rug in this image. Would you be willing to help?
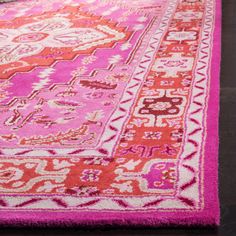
[0,0,221,227]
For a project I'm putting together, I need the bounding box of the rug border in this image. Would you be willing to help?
[0,0,221,227]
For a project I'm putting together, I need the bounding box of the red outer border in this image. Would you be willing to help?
[0,0,221,227]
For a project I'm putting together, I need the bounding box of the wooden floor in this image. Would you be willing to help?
[1,0,236,235]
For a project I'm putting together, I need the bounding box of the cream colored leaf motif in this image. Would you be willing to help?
[53,159,74,170]
[119,160,141,170]
[36,181,64,193]
[111,181,133,193]
[85,110,104,122]
[12,181,24,188]
[108,55,122,64]
[120,42,131,51]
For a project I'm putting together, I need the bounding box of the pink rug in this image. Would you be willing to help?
[0,0,221,226]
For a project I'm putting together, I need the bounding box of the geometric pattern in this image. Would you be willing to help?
[0,0,220,226]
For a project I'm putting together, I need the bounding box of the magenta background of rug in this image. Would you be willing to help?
[0,0,221,227]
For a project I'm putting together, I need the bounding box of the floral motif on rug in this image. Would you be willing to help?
[0,0,220,226]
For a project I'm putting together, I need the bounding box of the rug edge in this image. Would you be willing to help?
[0,0,221,227]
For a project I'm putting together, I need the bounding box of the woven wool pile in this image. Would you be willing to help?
[0,0,221,226]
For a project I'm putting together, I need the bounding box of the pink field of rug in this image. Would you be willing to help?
[0,0,221,226]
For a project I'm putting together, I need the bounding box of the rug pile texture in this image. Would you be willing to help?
[0,0,221,226]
